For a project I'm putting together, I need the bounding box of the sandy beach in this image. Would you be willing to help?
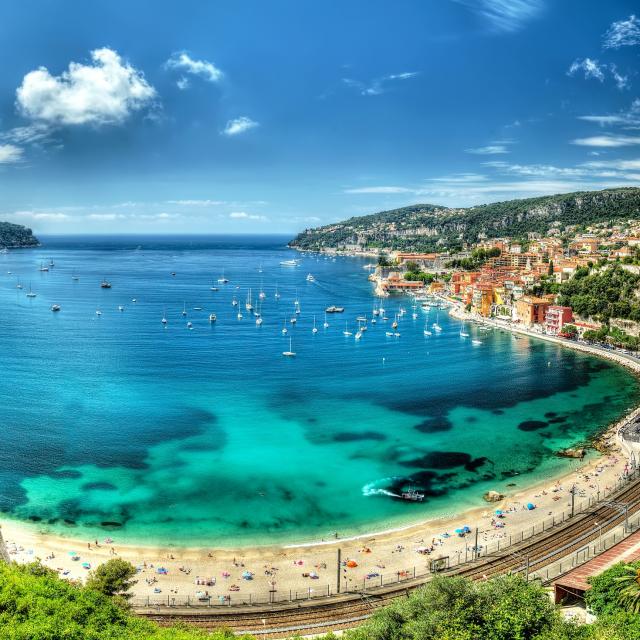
[2,345,639,606]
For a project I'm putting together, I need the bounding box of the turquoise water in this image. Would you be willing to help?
[0,235,638,546]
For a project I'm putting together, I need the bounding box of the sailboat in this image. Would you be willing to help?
[72,272,79,281]
[312,315,318,334]
[281,319,288,335]
[274,283,281,300]
[16,278,22,290]
[187,321,193,329]
[182,302,187,317]
[432,311,442,333]
[472,339,483,345]
[39,262,49,272]
[161,307,167,325]
[282,337,296,357]
[323,312,329,329]
[343,321,352,337]
[258,280,266,300]
[459,321,469,338]
[217,270,228,284]
[26,283,36,298]
[245,289,253,311]
[96,308,102,316]
[391,314,398,330]
[209,313,217,323]
[232,295,238,307]
[100,277,112,289]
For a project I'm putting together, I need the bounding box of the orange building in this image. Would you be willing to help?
[516,296,551,327]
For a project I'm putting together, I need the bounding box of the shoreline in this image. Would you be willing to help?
[2,306,640,602]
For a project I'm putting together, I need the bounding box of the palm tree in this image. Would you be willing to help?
[615,565,640,613]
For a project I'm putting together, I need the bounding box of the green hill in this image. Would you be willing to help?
[0,221,39,248]
[290,187,640,253]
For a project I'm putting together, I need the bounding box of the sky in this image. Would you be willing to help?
[0,0,640,235]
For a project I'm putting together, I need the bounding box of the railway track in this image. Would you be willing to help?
[139,474,640,637]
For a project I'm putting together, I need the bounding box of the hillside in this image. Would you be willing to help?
[290,187,640,253]
[0,221,39,248]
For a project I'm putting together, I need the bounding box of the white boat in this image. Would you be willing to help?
[161,308,167,325]
[256,316,263,326]
[343,322,352,337]
[51,304,60,312]
[209,313,217,323]
[282,319,288,335]
[182,302,187,317]
[100,278,112,289]
[245,289,253,311]
[187,321,193,329]
[280,259,298,267]
[49,258,54,267]
[290,316,297,324]
[96,309,102,316]
[355,330,362,340]
[391,314,398,330]
[217,271,228,284]
[259,281,266,300]
[274,284,281,300]
[282,337,296,357]
[232,296,238,307]
[72,273,79,281]
[394,332,401,337]
[423,328,432,336]
[16,279,22,290]
[132,298,137,303]
[323,312,329,329]
[306,273,315,282]
[237,310,243,320]
[118,305,124,312]
[460,331,470,338]
[26,283,36,298]
[39,262,49,272]
[385,331,394,337]
[312,315,318,334]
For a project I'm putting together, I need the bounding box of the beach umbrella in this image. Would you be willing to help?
[346,560,358,568]
[222,571,231,577]
[495,510,503,516]
[68,551,78,556]
[454,528,464,535]
[81,562,91,569]
[527,503,535,510]
[463,526,471,532]
[242,571,253,580]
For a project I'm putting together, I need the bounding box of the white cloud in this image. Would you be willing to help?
[0,144,24,164]
[453,0,544,33]
[176,77,190,91]
[465,144,509,155]
[584,158,640,171]
[603,15,640,49]
[166,199,225,206]
[86,213,126,221]
[222,117,259,136]
[611,65,629,90]
[342,72,419,97]
[11,211,70,221]
[2,124,52,145]
[16,48,156,126]
[571,135,640,147]
[568,58,605,82]
[344,186,414,194]
[229,211,268,221]
[165,52,223,83]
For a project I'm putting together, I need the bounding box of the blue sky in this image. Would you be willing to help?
[0,0,639,234]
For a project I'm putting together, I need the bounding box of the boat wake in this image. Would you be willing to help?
[362,478,401,498]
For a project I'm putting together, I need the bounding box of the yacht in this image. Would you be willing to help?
[217,271,228,284]
[280,259,299,267]
[355,330,362,340]
[325,306,344,313]
[39,262,49,272]
[26,283,36,298]
[187,321,193,329]
[256,316,263,326]
[100,278,112,289]
[306,273,315,282]
[472,339,483,345]
[209,313,217,323]
[118,305,124,312]
[50,304,60,312]
[282,337,296,357]
[96,309,102,316]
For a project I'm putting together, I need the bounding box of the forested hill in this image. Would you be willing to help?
[290,187,640,253]
[0,222,39,248]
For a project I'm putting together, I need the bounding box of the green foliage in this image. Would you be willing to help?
[558,264,640,323]
[0,222,39,248]
[342,574,560,640]
[86,558,138,600]
[0,561,244,639]
[290,188,640,253]
[613,565,640,614]
[562,324,578,337]
[405,271,435,283]
[378,254,391,267]
[586,561,640,617]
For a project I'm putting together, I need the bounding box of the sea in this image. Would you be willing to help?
[0,234,637,546]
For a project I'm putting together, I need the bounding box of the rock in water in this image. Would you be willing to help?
[483,490,504,502]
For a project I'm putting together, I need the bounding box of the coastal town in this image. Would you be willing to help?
[357,219,640,349]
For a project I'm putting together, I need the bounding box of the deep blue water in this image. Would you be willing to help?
[0,234,637,545]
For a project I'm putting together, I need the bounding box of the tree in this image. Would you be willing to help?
[377,254,391,267]
[562,324,578,338]
[614,565,640,613]
[548,260,554,276]
[586,561,640,617]
[404,260,420,273]
[86,558,138,600]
